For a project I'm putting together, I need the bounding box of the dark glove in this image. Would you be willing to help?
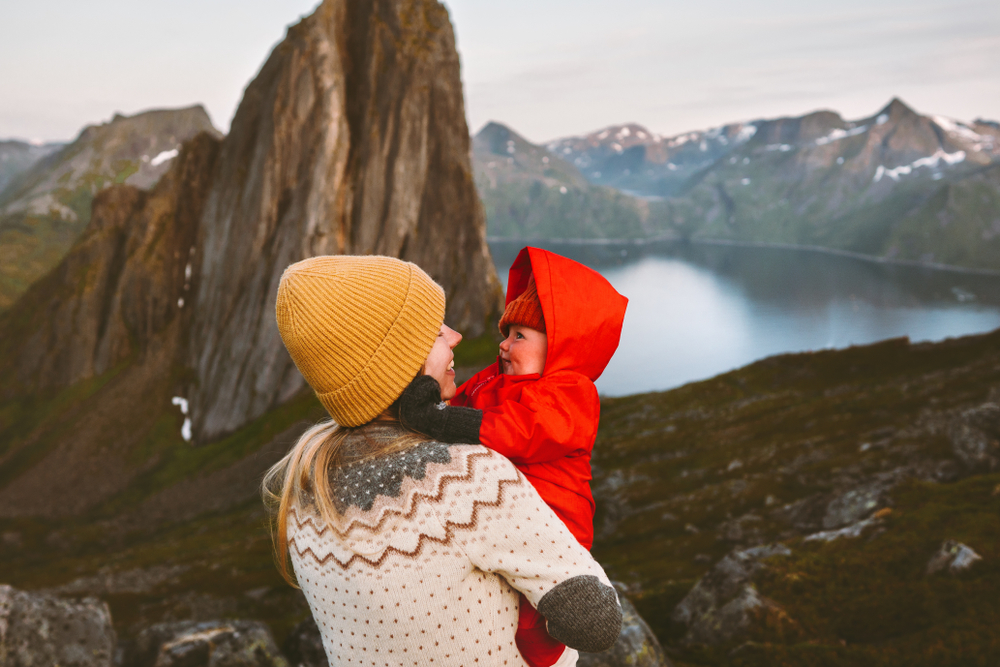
[399,375,483,444]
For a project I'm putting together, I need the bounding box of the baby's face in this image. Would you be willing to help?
[499,325,547,376]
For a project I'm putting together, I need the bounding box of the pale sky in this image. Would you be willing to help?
[2,0,997,145]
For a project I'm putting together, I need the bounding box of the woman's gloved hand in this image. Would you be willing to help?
[399,375,483,444]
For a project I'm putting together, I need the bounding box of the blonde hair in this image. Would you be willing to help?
[261,405,428,586]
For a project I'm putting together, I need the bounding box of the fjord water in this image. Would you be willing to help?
[488,240,1000,396]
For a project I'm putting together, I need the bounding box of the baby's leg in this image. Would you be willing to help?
[516,592,571,667]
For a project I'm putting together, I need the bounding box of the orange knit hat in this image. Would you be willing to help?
[498,274,545,336]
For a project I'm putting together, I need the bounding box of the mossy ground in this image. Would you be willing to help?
[1,384,327,643]
[3,329,1000,661]
[591,330,1000,664]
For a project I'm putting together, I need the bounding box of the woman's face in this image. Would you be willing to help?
[423,324,463,400]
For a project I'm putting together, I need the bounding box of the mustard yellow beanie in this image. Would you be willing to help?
[275,255,446,427]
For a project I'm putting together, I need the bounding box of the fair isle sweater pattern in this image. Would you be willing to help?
[288,439,612,667]
[288,443,517,569]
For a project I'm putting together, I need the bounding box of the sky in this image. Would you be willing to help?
[1,0,997,145]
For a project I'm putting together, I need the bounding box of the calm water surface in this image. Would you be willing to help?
[488,240,1000,396]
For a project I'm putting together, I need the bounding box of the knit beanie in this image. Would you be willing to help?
[498,274,545,337]
[275,255,446,427]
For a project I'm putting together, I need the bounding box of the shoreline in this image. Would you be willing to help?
[485,235,1000,278]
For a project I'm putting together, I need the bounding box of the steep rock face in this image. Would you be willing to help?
[0,134,220,400]
[189,0,501,441]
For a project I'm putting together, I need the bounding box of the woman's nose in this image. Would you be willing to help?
[444,325,462,348]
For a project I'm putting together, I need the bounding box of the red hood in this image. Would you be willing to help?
[506,247,628,381]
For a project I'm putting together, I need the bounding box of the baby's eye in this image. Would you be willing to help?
[515,332,524,339]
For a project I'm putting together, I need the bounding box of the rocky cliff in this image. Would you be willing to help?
[0,0,501,519]
[188,0,501,441]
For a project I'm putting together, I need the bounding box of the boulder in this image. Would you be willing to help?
[822,478,894,529]
[123,620,288,667]
[926,540,983,575]
[947,403,1000,471]
[0,583,116,667]
[578,583,672,666]
[671,544,797,646]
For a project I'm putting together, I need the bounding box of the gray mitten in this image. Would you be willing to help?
[399,375,483,444]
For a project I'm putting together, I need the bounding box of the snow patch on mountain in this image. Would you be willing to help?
[873,150,966,182]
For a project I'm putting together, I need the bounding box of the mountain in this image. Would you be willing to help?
[0,107,220,311]
[0,0,501,524]
[545,99,1000,272]
[473,121,656,239]
[0,140,64,194]
[547,121,759,198]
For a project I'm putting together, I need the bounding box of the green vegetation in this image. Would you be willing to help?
[0,359,131,485]
[2,314,999,662]
[473,121,667,241]
[590,331,1000,664]
[481,179,652,239]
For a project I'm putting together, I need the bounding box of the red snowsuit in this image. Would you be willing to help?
[452,247,628,666]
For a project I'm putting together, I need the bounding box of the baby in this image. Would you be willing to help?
[400,246,628,667]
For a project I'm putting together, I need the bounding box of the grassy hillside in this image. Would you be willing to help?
[3,327,1000,664]
[591,331,1000,665]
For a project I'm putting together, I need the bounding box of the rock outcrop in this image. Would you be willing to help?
[122,620,288,667]
[670,545,797,646]
[0,584,116,667]
[0,134,219,516]
[187,0,501,441]
[926,540,983,575]
[578,583,673,667]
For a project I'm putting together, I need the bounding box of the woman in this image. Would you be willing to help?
[263,255,621,667]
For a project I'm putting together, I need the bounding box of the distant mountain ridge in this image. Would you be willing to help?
[0,107,221,310]
[0,140,64,195]
[478,98,1000,272]
[547,120,759,198]
[473,121,650,239]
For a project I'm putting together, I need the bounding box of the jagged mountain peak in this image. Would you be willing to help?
[878,96,919,122]
[0,0,500,518]
[1,105,220,209]
[475,121,537,155]
[474,120,589,194]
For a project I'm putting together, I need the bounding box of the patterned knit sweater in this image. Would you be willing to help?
[288,424,621,667]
